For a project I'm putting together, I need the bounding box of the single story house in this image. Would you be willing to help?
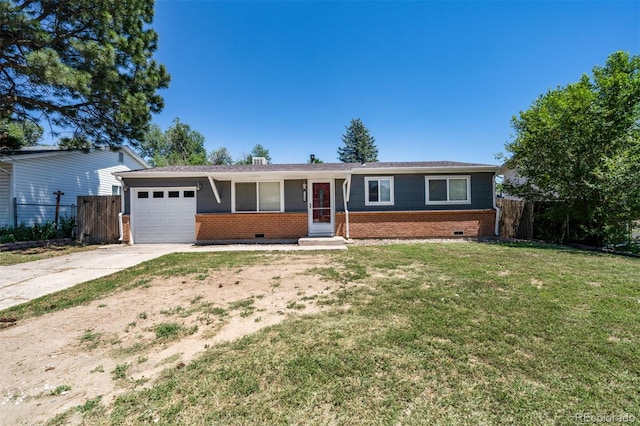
[0,146,148,227]
[114,160,501,244]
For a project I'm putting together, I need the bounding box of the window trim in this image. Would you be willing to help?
[425,175,471,205]
[364,176,395,206]
[231,180,284,213]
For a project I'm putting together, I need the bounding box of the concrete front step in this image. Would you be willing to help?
[298,236,346,247]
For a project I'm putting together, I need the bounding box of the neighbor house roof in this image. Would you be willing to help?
[0,146,149,169]
[116,161,500,179]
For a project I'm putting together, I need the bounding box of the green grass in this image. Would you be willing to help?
[0,244,97,266]
[4,243,638,424]
[111,363,130,380]
[95,243,638,425]
[49,385,71,396]
[80,329,103,349]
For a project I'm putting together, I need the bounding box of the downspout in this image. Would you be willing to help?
[342,173,352,239]
[115,175,126,242]
[493,172,500,236]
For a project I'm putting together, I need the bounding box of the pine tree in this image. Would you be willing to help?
[337,118,378,163]
[1,1,170,147]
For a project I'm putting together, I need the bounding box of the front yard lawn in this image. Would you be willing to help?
[5,242,639,425]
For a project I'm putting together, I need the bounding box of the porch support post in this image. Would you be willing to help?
[207,175,221,204]
[343,173,352,239]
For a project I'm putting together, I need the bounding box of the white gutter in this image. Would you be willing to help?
[493,172,501,236]
[348,166,501,175]
[115,175,126,242]
[207,175,221,203]
[115,166,500,180]
[342,173,352,239]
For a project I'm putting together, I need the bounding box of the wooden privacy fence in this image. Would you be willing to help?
[77,195,121,244]
[497,198,534,240]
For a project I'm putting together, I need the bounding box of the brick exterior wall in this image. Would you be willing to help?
[335,210,496,238]
[122,214,131,244]
[196,213,308,241]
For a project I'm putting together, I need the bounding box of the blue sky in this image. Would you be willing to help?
[150,0,639,165]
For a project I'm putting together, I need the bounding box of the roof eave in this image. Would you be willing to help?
[349,165,501,174]
[115,170,351,180]
[115,165,500,179]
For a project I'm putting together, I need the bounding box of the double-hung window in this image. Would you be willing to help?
[234,181,283,212]
[425,176,471,204]
[365,177,394,206]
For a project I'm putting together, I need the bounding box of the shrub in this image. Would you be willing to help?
[0,234,16,244]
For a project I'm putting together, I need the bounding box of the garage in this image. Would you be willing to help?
[132,187,196,243]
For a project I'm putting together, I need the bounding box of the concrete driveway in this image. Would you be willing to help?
[0,242,345,311]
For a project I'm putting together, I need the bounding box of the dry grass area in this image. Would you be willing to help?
[0,254,349,425]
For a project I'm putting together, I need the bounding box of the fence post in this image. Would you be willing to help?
[13,197,17,227]
[53,190,64,227]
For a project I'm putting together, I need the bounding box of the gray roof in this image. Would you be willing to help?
[1,146,149,168]
[127,161,498,174]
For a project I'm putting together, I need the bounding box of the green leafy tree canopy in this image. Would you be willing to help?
[337,118,378,163]
[137,118,208,166]
[209,147,233,165]
[237,144,272,164]
[504,51,640,245]
[0,0,170,147]
[0,118,43,150]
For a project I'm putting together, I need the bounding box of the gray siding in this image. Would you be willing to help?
[335,179,345,212]
[122,177,231,214]
[348,173,495,211]
[284,180,306,212]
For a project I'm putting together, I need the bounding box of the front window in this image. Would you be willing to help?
[234,181,282,212]
[365,177,394,206]
[425,176,471,204]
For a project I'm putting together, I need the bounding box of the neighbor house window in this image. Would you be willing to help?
[365,177,394,206]
[425,176,471,204]
[112,185,121,196]
[233,181,282,212]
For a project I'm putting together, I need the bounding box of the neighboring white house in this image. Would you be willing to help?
[0,146,148,227]
[500,166,527,200]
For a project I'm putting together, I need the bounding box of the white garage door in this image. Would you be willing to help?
[132,187,197,243]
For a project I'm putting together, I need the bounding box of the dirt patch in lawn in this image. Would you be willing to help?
[0,254,349,425]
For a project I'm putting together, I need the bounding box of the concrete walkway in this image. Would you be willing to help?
[0,243,345,311]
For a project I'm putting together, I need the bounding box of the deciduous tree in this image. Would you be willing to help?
[237,144,272,164]
[137,118,208,166]
[504,51,640,245]
[209,147,233,165]
[0,118,43,149]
